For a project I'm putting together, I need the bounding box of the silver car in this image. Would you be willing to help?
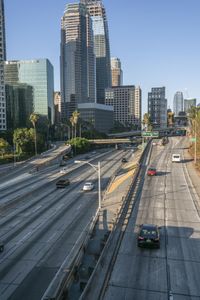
[83,182,94,191]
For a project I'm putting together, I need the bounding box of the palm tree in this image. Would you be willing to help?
[30,113,39,155]
[70,116,75,139]
[72,110,80,139]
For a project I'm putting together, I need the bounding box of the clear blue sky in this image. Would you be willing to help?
[5,0,200,112]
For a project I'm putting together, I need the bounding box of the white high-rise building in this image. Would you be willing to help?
[105,85,141,128]
[173,91,184,116]
[0,0,6,130]
[111,57,123,86]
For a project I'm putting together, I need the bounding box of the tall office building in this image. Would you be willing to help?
[105,85,141,128]
[184,98,196,113]
[173,91,184,116]
[60,3,96,119]
[148,87,167,128]
[111,57,123,86]
[81,0,111,103]
[0,0,6,130]
[5,59,54,126]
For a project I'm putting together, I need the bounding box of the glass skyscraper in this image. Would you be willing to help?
[0,0,6,130]
[5,59,54,126]
[148,87,167,128]
[173,91,183,116]
[60,3,96,119]
[81,0,111,104]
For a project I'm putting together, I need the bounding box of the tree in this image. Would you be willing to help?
[0,138,9,158]
[30,113,39,155]
[188,107,200,163]
[142,113,152,131]
[13,128,35,154]
[167,111,174,127]
[70,110,80,138]
[69,137,90,154]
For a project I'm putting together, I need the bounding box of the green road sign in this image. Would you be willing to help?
[142,131,159,137]
[190,138,196,142]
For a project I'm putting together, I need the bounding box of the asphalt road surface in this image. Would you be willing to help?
[0,148,131,300]
[103,137,200,300]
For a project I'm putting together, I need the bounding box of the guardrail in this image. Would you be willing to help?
[41,209,99,300]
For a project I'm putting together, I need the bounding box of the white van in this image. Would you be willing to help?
[172,154,181,163]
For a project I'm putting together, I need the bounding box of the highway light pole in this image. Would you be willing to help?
[75,160,101,210]
[74,160,101,210]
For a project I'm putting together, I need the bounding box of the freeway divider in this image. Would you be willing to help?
[41,210,100,300]
[79,140,151,299]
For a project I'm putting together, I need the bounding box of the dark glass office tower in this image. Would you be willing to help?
[148,87,167,128]
[81,0,111,104]
[0,0,6,130]
[60,3,96,119]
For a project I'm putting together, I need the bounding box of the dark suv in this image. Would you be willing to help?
[56,179,70,188]
[0,241,4,252]
[121,157,128,163]
[137,224,160,248]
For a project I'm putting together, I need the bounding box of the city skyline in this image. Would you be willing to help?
[4,0,200,112]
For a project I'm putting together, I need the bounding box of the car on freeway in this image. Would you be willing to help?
[0,241,4,252]
[56,179,70,188]
[82,182,94,191]
[121,157,128,163]
[147,167,157,176]
[137,224,160,248]
[172,153,181,162]
[60,167,67,174]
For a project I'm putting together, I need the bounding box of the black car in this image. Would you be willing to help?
[56,179,70,188]
[0,241,4,252]
[121,157,128,163]
[137,224,160,248]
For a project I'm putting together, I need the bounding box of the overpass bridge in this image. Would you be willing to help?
[88,138,140,144]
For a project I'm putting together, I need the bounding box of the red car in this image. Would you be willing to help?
[147,167,157,176]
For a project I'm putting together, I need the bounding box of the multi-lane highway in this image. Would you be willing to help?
[100,137,200,300]
[1,137,199,300]
[0,147,131,300]
[80,137,200,300]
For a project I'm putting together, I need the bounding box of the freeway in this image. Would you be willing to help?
[0,148,131,300]
[83,137,200,300]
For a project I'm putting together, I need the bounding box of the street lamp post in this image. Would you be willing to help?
[75,160,101,210]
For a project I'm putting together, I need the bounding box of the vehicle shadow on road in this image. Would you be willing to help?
[156,171,171,176]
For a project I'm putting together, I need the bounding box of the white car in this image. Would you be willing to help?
[60,167,67,174]
[83,182,94,191]
[172,154,181,162]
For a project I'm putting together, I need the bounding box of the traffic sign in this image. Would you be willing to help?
[142,131,159,137]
